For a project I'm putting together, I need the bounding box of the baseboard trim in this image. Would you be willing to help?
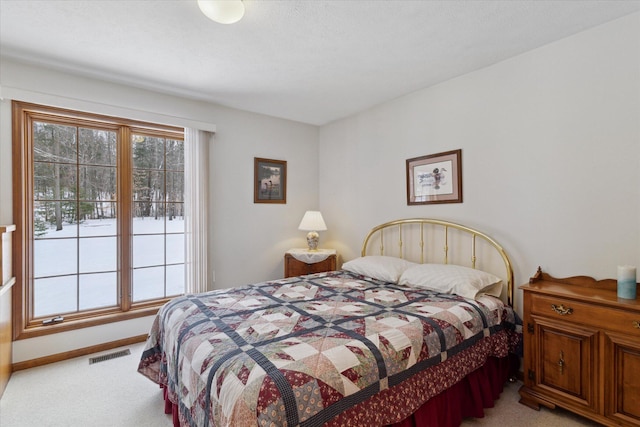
[12,334,148,371]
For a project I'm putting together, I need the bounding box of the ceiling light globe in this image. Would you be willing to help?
[197,0,245,24]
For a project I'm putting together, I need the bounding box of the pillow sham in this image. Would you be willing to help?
[342,256,418,283]
[398,263,503,300]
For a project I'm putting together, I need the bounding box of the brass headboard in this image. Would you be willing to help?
[360,218,514,306]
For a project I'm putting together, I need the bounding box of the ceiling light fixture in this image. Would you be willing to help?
[197,0,245,24]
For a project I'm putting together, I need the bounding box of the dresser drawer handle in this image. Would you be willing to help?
[551,304,573,315]
[634,320,640,329]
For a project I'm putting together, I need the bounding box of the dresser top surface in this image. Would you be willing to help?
[521,270,639,311]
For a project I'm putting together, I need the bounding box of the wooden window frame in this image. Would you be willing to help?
[12,101,184,340]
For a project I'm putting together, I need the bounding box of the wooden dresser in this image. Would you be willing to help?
[0,224,16,398]
[519,268,640,426]
[284,249,337,278]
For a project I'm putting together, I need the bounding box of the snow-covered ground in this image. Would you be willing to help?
[33,217,184,317]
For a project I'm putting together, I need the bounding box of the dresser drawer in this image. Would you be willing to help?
[530,293,640,336]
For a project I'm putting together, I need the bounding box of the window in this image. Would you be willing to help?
[12,101,185,339]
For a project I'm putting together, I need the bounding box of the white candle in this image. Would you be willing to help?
[617,265,637,299]
[618,265,637,282]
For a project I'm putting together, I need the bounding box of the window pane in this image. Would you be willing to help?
[34,162,77,200]
[133,267,164,301]
[133,235,164,267]
[78,128,116,166]
[166,264,184,297]
[79,208,117,237]
[166,205,184,233]
[132,213,165,235]
[132,135,164,169]
[33,122,77,163]
[33,201,79,239]
[166,139,184,170]
[79,165,116,204]
[166,172,184,202]
[34,276,77,317]
[34,238,77,277]
[79,237,117,273]
[133,170,165,204]
[79,273,117,310]
[166,234,184,264]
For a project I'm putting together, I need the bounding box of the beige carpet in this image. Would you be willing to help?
[461,381,600,426]
[1,343,600,426]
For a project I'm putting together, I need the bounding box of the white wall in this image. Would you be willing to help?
[319,12,640,316]
[0,60,319,362]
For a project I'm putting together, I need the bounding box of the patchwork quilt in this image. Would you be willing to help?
[138,270,520,427]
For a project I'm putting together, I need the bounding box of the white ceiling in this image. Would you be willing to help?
[1,0,639,126]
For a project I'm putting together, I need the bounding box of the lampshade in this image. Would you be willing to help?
[298,211,327,251]
[298,211,327,232]
[197,0,245,24]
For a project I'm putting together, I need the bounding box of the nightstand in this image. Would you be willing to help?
[284,249,337,278]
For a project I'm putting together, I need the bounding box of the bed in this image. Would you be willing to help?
[138,218,521,426]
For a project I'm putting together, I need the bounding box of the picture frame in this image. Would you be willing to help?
[254,157,287,204]
[406,149,462,205]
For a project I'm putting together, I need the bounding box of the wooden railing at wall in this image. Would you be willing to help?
[0,224,16,398]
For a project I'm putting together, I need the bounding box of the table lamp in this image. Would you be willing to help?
[298,211,327,251]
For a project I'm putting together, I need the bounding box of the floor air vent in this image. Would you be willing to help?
[89,349,131,365]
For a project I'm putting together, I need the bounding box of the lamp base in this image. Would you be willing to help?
[306,231,319,251]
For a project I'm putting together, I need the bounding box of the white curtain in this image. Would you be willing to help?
[184,128,211,294]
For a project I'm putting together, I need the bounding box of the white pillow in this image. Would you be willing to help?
[398,263,503,300]
[342,256,418,283]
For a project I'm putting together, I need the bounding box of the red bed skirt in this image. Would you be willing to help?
[390,355,514,427]
[162,355,514,427]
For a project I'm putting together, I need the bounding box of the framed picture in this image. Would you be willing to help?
[254,157,287,204]
[406,149,462,205]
